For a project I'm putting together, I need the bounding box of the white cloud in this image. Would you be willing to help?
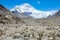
[37,1,40,4]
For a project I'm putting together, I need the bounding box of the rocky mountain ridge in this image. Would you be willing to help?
[0,4,25,24]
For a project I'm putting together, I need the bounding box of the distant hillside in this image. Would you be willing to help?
[0,4,25,24]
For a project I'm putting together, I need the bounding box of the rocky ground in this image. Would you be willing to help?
[0,24,60,40]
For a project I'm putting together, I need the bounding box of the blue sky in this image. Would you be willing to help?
[0,0,60,11]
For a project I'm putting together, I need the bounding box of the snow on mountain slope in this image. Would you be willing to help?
[11,3,58,18]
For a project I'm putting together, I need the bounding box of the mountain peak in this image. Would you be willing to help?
[23,3,31,6]
[14,3,33,9]
[21,3,32,8]
[11,3,58,18]
[11,3,36,13]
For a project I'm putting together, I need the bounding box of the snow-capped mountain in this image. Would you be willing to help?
[47,10,60,18]
[11,3,58,18]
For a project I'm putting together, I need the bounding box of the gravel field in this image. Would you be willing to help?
[0,24,60,40]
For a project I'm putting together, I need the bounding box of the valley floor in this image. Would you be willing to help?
[0,24,60,40]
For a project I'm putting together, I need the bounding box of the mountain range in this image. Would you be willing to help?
[0,3,60,25]
[11,3,58,18]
